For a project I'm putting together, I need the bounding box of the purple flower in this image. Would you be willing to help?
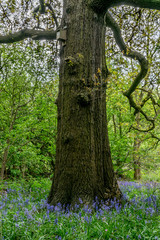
[46,210,50,220]
[74,203,80,210]
[15,223,19,228]
[24,199,29,205]
[32,205,37,212]
[84,216,89,223]
[36,220,41,227]
[54,218,58,225]
[13,214,18,221]
[79,198,83,204]
[47,204,54,212]
[54,204,61,212]
[25,209,34,220]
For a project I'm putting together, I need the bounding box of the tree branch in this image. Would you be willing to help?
[46,3,59,28]
[90,0,160,14]
[105,11,148,96]
[33,0,46,15]
[105,12,148,97]
[105,11,156,132]
[33,1,59,28]
[0,29,57,44]
[110,0,160,10]
[39,0,46,14]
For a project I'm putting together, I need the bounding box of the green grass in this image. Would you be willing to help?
[0,179,160,240]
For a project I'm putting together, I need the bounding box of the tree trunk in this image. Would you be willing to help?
[133,137,141,180]
[48,0,121,206]
[0,139,10,180]
[133,103,141,180]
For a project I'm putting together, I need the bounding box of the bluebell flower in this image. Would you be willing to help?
[46,210,50,220]
[15,223,19,228]
[32,205,37,212]
[84,216,89,223]
[13,214,18,221]
[54,218,58,225]
[79,198,83,204]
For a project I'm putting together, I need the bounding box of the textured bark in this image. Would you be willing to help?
[48,0,121,206]
[0,121,14,180]
[0,142,10,180]
[133,137,141,180]
[133,113,141,180]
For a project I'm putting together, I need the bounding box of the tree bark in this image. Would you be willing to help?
[133,113,141,180]
[0,140,10,180]
[48,0,121,206]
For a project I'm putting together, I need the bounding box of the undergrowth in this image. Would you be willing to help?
[0,179,159,240]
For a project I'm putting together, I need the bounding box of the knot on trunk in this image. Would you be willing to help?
[65,53,84,75]
[88,0,111,15]
[63,134,73,145]
[76,90,91,106]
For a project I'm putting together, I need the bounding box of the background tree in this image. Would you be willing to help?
[0,42,58,179]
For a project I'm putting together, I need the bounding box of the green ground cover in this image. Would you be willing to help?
[0,179,159,240]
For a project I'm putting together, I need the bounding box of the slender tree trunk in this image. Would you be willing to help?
[116,109,124,177]
[133,137,141,180]
[0,139,10,180]
[112,114,117,135]
[1,116,15,180]
[133,112,141,180]
[48,0,121,206]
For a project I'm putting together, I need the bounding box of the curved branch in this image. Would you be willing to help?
[0,29,57,44]
[33,1,59,28]
[33,0,46,14]
[105,12,148,97]
[110,0,160,10]
[89,0,160,14]
[105,11,155,132]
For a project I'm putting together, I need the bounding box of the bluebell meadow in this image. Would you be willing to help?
[0,180,159,239]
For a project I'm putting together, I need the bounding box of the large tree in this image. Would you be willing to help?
[0,0,160,206]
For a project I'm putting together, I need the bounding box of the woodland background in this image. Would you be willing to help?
[0,2,160,182]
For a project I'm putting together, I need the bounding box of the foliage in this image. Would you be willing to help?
[0,43,58,179]
[106,6,160,179]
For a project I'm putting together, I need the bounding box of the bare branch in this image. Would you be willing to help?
[110,0,160,10]
[134,90,152,115]
[150,133,160,142]
[39,0,45,14]
[105,11,156,132]
[0,29,57,44]
[33,5,40,15]
[33,1,59,28]
[46,3,59,28]
[89,0,160,14]
[33,0,46,15]
[105,12,148,96]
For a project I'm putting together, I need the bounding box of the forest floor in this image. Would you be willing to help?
[0,179,160,240]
